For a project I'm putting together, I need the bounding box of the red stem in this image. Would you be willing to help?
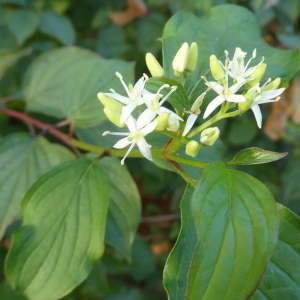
[0,108,72,144]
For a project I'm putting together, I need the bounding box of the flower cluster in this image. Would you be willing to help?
[98,43,285,164]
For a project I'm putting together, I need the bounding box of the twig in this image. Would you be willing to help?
[140,213,181,223]
[0,95,15,106]
[69,122,75,137]
[55,119,70,128]
[24,109,36,135]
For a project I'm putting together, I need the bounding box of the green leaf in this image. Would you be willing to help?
[164,161,278,300]
[39,10,75,45]
[5,159,110,300]
[162,6,300,100]
[252,203,300,299]
[7,9,39,45]
[163,184,197,299]
[23,47,134,127]
[97,157,141,259]
[0,133,75,239]
[226,148,287,166]
[146,77,189,111]
[0,49,30,80]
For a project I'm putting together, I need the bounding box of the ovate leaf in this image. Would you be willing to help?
[163,184,197,299]
[252,203,300,299]
[0,133,75,239]
[164,161,278,300]
[98,157,141,259]
[23,47,134,127]
[5,159,110,300]
[7,9,39,45]
[39,10,75,45]
[146,77,189,111]
[226,148,287,166]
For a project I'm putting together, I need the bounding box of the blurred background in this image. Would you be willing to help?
[0,0,300,299]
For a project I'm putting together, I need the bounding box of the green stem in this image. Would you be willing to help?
[167,154,208,169]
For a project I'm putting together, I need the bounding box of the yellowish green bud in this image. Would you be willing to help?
[246,63,267,88]
[166,116,180,132]
[145,53,164,77]
[104,107,125,128]
[239,90,254,111]
[210,55,225,81]
[97,92,123,113]
[262,78,281,92]
[155,112,169,131]
[186,42,198,72]
[200,127,220,146]
[185,140,200,157]
[172,42,189,73]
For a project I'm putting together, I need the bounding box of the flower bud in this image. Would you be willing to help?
[185,140,200,157]
[262,78,281,92]
[210,55,225,81]
[155,112,169,131]
[238,90,254,112]
[166,116,180,132]
[145,53,164,77]
[172,42,189,74]
[246,63,267,88]
[186,42,198,72]
[97,92,123,113]
[104,107,125,128]
[200,127,220,146]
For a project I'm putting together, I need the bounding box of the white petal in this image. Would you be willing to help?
[227,94,246,103]
[137,139,152,161]
[142,89,153,97]
[120,103,137,125]
[125,114,137,133]
[182,114,198,136]
[251,104,262,128]
[113,137,132,149]
[134,76,145,91]
[158,107,183,121]
[121,142,136,165]
[104,93,129,104]
[140,120,158,137]
[137,109,157,129]
[205,81,224,94]
[259,88,285,102]
[203,96,225,119]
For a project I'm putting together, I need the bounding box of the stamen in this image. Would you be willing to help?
[276,97,281,101]
[228,61,233,69]
[143,73,149,80]
[261,78,271,90]
[121,142,136,165]
[116,72,123,79]
[252,49,256,58]
[206,87,211,92]
[103,131,109,136]
[102,132,130,136]
[159,86,177,106]
[201,76,207,81]
[157,84,169,94]
[171,86,177,91]
[254,95,262,102]
[146,144,152,148]
[110,89,116,93]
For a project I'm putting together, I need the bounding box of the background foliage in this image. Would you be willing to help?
[0,0,300,299]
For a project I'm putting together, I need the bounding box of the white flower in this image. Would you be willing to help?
[224,48,264,83]
[249,79,285,128]
[182,91,206,136]
[202,61,247,119]
[136,85,183,129]
[104,72,152,125]
[103,115,157,165]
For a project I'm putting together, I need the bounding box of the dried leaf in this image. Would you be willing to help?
[109,0,147,26]
[264,76,300,140]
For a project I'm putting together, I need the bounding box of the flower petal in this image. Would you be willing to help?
[203,96,225,119]
[113,137,132,149]
[182,114,198,136]
[125,114,137,133]
[137,138,152,161]
[251,104,262,128]
[134,76,145,91]
[259,88,285,103]
[137,109,157,129]
[205,81,224,94]
[104,93,129,105]
[227,94,246,103]
[140,120,158,137]
[120,103,137,125]
[158,107,183,121]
